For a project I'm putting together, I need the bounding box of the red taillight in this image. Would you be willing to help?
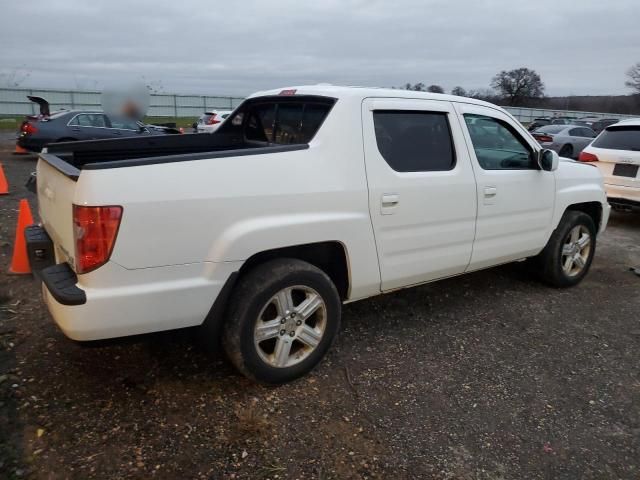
[207,115,220,125]
[534,134,553,143]
[578,151,599,162]
[21,122,38,134]
[73,205,123,274]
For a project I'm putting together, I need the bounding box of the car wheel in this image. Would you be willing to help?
[223,258,341,384]
[534,211,596,288]
[559,144,573,158]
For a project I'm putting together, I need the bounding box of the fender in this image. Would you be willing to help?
[551,161,608,232]
[205,211,381,300]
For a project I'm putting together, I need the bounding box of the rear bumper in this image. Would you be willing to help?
[601,202,611,233]
[604,183,640,207]
[17,135,46,152]
[26,226,242,341]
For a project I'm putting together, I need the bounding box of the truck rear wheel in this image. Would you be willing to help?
[223,258,341,384]
[534,211,596,288]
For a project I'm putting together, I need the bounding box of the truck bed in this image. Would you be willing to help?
[43,133,307,177]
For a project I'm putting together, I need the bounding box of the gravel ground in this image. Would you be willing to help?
[0,139,639,479]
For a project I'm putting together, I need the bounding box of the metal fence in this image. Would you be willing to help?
[0,87,245,118]
[1,87,638,123]
[504,106,636,124]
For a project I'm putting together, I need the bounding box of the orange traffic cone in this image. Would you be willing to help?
[9,199,35,274]
[13,144,29,155]
[0,164,8,195]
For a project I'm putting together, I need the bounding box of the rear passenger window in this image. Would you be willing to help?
[372,111,455,172]
[464,114,535,170]
[70,114,107,128]
[592,126,640,151]
[222,97,335,145]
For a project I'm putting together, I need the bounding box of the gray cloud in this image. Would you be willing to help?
[0,0,638,96]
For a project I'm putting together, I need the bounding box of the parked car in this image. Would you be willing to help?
[591,118,621,134]
[195,110,232,133]
[551,117,577,125]
[531,124,597,159]
[577,116,601,126]
[16,97,180,152]
[27,85,609,383]
[569,120,591,127]
[578,119,640,211]
[527,117,551,131]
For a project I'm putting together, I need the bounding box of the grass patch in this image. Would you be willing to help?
[0,117,21,131]
[0,115,198,131]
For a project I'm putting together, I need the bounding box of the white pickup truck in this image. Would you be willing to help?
[27,85,610,383]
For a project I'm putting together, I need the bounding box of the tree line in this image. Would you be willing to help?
[399,63,640,115]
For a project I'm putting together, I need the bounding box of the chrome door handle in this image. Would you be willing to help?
[382,193,399,206]
[484,186,497,198]
[381,193,399,214]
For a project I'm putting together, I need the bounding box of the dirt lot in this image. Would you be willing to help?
[0,137,639,479]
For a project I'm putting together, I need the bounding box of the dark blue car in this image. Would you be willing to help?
[17,96,180,152]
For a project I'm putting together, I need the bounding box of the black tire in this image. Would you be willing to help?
[534,211,596,288]
[559,144,573,158]
[223,258,341,384]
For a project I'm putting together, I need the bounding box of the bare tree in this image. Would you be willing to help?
[400,82,426,91]
[450,86,467,97]
[73,75,99,91]
[467,88,499,102]
[625,62,640,94]
[0,67,31,88]
[491,67,545,106]
[427,85,444,93]
[141,76,165,94]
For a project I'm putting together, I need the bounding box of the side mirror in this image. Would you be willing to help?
[538,149,559,172]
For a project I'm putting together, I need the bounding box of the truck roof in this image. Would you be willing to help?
[249,84,499,109]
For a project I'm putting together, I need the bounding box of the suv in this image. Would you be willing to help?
[579,119,640,210]
[28,85,609,383]
[195,110,232,133]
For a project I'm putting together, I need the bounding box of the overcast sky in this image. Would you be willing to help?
[1,0,638,97]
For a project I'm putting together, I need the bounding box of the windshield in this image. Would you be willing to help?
[535,125,565,134]
[592,126,640,151]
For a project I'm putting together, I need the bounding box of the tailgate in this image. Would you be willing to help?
[36,155,79,268]
[591,147,640,188]
[590,125,640,188]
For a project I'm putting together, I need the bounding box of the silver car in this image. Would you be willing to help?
[532,124,596,159]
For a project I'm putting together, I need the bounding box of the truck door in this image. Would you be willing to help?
[454,103,555,271]
[362,98,478,291]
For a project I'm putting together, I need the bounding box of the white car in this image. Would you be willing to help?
[579,118,640,210]
[196,110,232,133]
[29,85,609,383]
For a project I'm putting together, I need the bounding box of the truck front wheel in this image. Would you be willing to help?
[535,211,596,288]
[223,258,341,384]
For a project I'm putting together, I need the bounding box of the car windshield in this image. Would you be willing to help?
[592,126,640,151]
[535,125,565,134]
